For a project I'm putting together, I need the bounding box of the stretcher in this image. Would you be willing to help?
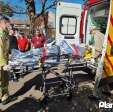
[40,54,90,109]
[8,49,41,81]
[8,44,97,82]
[8,48,68,81]
[39,52,100,111]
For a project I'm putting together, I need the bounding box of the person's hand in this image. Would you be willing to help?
[3,65,11,71]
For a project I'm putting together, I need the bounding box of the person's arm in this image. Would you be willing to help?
[17,38,21,51]
[25,37,29,51]
[44,38,47,48]
[0,37,3,47]
[28,38,31,50]
[0,30,4,47]
[41,35,46,47]
[31,37,34,48]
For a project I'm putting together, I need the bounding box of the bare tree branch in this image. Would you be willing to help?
[44,1,57,11]
[40,0,48,14]
[37,0,62,17]
[12,11,27,14]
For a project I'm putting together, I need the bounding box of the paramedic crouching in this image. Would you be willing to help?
[89,27,111,100]
[90,27,104,60]
[0,15,10,104]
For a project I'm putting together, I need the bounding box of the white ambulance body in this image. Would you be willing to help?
[56,2,82,45]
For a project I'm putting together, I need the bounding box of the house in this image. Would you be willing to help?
[10,19,30,35]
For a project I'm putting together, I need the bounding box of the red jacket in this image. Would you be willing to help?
[18,36,29,52]
[31,34,46,48]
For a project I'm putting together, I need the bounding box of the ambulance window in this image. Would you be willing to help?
[60,16,77,35]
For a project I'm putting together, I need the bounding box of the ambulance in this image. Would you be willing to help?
[80,0,113,85]
[55,0,113,85]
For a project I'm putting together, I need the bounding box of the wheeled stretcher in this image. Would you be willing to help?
[8,49,41,81]
[40,55,90,108]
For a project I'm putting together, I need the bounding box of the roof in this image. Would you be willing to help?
[84,0,108,7]
[10,19,30,25]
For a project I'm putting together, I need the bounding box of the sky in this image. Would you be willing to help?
[1,0,83,19]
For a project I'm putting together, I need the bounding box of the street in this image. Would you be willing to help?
[0,67,108,112]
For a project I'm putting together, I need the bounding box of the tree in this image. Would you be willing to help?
[1,0,62,35]
[24,0,62,35]
[24,0,36,34]
[0,1,27,16]
[0,1,13,17]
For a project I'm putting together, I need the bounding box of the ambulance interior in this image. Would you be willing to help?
[84,1,110,60]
